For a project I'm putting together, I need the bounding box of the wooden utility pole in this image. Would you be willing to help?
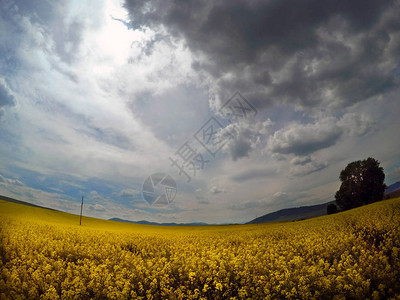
[80,195,84,225]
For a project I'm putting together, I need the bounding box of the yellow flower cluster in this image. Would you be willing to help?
[0,198,399,299]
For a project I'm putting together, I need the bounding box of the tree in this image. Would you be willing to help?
[327,203,338,215]
[335,157,386,211]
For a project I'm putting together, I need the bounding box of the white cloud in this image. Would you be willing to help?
[0,77,16,117]
[338,112,375,136]
[209,185,225,195]
[0,174,24,186]
[89,203,106,212]
[230,167,276,182]
[290,155,311,166]
[289,160,328,177]
[0,0,198,184]
[115,188,140,198]
[271,191,291,202]
[269,117,342,155]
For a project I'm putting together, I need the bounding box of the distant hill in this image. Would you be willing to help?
[109,217,211,226]
[0,195,59,211]
[247,201,335,224]
[247,181,400,225]
[385,181,400,195]
[385,181,400,199]
[4,185,399,227]
[0,194,335,225]
[0,194,214,226]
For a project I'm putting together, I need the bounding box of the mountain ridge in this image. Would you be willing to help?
[2,179,399,226]
[385,181,400,194]
[0,195,59,211]
[108,217,214,226]
[246,201,336,224]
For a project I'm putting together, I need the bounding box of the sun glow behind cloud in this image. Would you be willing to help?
[89,0,146,73]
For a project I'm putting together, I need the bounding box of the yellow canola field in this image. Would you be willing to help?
[0,198,400,300]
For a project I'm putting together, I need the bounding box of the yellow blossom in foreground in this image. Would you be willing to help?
[0,198,400,299]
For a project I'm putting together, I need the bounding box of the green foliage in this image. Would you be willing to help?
[327,203,338,215]
[335,157,386,211]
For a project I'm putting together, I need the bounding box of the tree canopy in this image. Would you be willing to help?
[327,203,338,215]
[335,157,386,211]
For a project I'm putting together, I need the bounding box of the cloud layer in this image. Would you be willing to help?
[0,78,15,117]
[125,0,400,111]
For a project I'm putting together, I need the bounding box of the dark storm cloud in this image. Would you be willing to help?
[124,0,400,110]
[221,124,256,161]
[220,119,272,161]
[268,112,374,156]
[269,118,343,156]
[227,136,252,161]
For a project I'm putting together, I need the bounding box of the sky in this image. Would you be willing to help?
[0,0,399,224]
